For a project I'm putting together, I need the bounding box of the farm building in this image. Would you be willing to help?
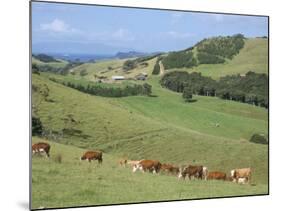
[112,76,125,80]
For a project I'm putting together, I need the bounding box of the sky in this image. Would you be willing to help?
[32,2,268,55]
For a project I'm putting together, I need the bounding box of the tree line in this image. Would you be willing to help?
[160,71,268,108]
[49,78,152,97]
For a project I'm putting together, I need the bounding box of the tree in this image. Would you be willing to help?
[32,116,43,136]
[143,83,152,95]
[182,87,193,102]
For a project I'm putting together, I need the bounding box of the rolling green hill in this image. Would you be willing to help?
[32,70,268,208]
[168,38,268,79]
[31,35,268,209]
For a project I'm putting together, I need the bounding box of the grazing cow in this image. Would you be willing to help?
[133,160,162,174]
[207,171,227,181]
[178,165,204,180]
[119,159,127,167]
[230,168,251,184]
[80,151,103,163]
[32,142,51,158]
[127,160,141,166]
[160,163,180,175]
[237,178,247,184]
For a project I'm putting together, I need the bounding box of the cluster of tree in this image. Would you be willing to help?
[197,52,225,64]
[161,51,197,69]
[160,71,268,108]
[49,78,152,97]
[160,71,217,96]
[217,71,268,107]
[196,34,245,60]
[152,57,162,75]
[32,116,43,136]
[33,54,59,63]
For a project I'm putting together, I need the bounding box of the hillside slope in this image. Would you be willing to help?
[169,38,268,79]
[32,73,268,180]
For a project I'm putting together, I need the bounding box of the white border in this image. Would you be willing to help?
[1,0,280,211]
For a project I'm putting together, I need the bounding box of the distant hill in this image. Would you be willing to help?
[115,51,149,59]
[33,53,60,63]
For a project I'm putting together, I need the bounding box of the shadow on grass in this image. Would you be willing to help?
[185,99,197,103]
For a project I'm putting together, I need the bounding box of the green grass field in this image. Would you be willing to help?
[32,70,268,209]
[32,138,268,209]
[31,37,268,209]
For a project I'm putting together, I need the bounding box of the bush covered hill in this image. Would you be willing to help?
[166,37,268,79]
[157,34,246,70]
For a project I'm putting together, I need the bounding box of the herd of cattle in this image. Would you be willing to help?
[32,142,252,185]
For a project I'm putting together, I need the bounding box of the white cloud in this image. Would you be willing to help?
[40,19,80,33]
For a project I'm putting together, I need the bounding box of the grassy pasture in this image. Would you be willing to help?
[32,72,268,209]
[32,138,268,210]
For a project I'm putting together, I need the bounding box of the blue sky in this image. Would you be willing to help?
[32,2,268,55]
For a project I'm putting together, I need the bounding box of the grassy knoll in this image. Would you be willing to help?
[32,137,268,210]
[169,38,268,79]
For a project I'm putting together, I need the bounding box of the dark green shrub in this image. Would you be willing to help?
[32,116,43,136]
[249,134,268,145]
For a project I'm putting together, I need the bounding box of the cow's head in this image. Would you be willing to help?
[132,164,139,173]
[230,169,235,178]
[178,167,185,179]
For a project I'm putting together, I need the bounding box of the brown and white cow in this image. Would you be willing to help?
[207,171,227,181]
[80,151,103,163]
[127,160,142,167]
[230,168,251,184]
[32,142,51,158]
[160,163,180,175]
[133,160,162,174]
[178,165,204,180]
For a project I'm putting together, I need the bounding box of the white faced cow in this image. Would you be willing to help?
[133,160,162,174]
[32,142,51,158]
[230,168,251,184]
